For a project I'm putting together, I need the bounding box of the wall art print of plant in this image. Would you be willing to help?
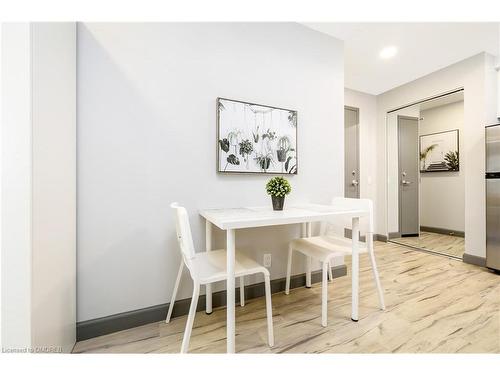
[217,98,298,174]
[419,129,459,172]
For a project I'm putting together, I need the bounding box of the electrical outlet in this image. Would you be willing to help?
[263,253,272,268]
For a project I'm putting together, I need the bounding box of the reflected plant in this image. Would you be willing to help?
[420,144,437,170]
[444,150,459,171]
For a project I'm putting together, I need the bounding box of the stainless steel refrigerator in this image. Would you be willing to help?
[486,124,500,271]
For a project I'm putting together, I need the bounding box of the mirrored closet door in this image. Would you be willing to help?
[386,90,465,259]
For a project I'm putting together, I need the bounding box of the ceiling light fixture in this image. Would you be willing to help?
[379,46,397,59]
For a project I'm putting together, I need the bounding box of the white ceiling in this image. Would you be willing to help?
[304,23,499,95]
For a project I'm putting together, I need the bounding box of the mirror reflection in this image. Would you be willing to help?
[386,91,465,258]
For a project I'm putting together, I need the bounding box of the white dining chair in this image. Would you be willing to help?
[285,197,385,327]
[166,202,274,353]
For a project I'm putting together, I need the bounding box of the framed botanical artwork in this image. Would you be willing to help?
[217,98,297,174]
[419,129,459,172]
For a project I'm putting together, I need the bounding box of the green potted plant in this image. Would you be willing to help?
[266,176,292,211]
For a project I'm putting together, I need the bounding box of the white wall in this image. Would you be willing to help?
[376,53,498,258]
[0,21,2,349]
[1,22,32,350]
[77,23,344,322]
[344,89,377,204]
[30,23,76,353]
[420,101,465,232]
[1,23,76,352]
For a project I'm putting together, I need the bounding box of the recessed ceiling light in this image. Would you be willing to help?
[379,46,397,59]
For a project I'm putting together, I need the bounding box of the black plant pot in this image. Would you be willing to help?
[271,195,285,211]
[276,149,287,162]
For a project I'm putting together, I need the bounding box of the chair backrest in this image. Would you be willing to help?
[171,203,196,270]
[331,197,374,233]
[321,197,374,240]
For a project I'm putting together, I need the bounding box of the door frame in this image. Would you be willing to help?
[397,115,419,236]
[344,105,360,198]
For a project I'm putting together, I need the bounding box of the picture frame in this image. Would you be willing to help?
[216,97,298,174]
[419,129,459,172]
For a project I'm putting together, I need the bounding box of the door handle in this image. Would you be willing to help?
[351,179,359,187]
[401,180,412,185]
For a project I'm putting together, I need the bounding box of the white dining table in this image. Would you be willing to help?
[199,203,369,353]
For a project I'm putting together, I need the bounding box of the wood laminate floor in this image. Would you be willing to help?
[73,241,499,354]
[390,231,465,258]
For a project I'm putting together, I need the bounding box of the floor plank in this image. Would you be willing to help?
[73,241,499,354]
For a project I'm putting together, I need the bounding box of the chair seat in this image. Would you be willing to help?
[290,234,368,262]
[191,249,269,284]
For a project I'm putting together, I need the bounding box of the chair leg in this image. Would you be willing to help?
[321,261,329,327]
[368,249,385,310]
[166,261,183,323]
[285,245,293,295]
[180,282,200,353]
[305,256,312,288]
[239,276,245,307]
[328,260,334,282]
[264,274,274,347]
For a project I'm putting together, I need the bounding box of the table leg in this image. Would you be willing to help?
[305,222,312,288]
[351,217,359,322]
[205,220,213,314]
[226,229,236,353]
